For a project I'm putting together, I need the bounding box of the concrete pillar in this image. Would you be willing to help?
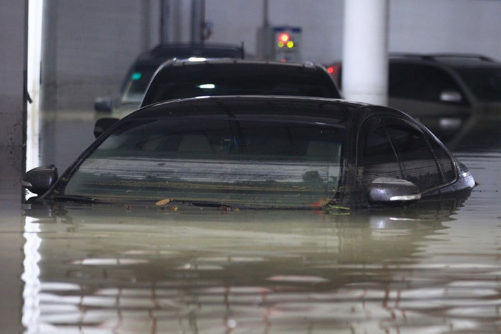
[141,0,153,50]
[0,0,28,200]
[0,1,28,333]
[342,0,389,106]
[160,0,170,43]
[27,0,44,171]
[191,0,204,43]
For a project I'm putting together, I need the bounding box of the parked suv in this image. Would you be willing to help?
[94,43,245,114]
[327,54,501,139]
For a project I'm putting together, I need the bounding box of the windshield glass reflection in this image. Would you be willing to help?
[63,118,344,208]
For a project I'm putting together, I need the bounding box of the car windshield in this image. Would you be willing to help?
[121,69,157,104]
[455,67,501,102]
[120,46,243,105]
[62,117,345,208]
[141,65,340,106]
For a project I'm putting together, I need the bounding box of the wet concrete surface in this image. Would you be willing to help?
[2,111,501,333]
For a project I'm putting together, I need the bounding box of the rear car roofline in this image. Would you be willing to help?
[390,52,496,63]
[159,58,319,70]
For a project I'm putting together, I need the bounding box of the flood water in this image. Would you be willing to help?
[8,114,501,333]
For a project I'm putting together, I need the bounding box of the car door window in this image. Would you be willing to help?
[385,125,442,191]
[359,124,403,189]
[425,133,456,184]
[389,64,466,104]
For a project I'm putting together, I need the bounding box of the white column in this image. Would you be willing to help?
[342,0,389,106]
[27,0,44,171]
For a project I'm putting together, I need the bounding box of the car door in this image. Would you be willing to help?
[388,63,471,134]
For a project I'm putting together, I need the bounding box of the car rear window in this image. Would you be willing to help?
[141,65,341,106]
[62,117,345,208]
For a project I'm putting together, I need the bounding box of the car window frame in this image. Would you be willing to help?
[47,112,349,204]
[357,114,458,194]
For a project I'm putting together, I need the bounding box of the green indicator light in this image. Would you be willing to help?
[278,42,284,48]
[131,72,142,81]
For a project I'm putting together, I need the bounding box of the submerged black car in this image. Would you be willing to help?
[25,96,475,210]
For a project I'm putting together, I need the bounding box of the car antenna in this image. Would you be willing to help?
[241,41,245,59]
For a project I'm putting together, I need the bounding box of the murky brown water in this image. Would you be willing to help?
[14,116,501,333]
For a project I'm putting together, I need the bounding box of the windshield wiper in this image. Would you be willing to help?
[53,195,106,204]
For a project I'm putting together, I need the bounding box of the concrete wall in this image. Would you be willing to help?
[390,0,501,56]
[207,0,501,63]
[41,0,160,112]
[40,0,501,111]
[206,0,345,63]
[0,1,27,333]
[0,0,27,198]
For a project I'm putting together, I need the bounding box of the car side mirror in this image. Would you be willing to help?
[94,97,113,112]
[440,90,462,103]
[22,165,58,196]
[368,177,421,205]
[94,117,119,138]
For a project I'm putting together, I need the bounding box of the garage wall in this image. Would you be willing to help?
[206,0,501,63]
[0,1,27,333]
[390,0,501,57]
[205,0,345,63]
[0,0,27,197]
[41,0,160,112]
[41,0,501,111]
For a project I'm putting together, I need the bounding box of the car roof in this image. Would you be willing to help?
[129,95,379,125]
[390,53,501,69]
[156,58,324,72]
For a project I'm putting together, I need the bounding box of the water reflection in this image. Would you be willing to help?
[445,117,501,153]
[22,217,42,334]
[22,195,484,334]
